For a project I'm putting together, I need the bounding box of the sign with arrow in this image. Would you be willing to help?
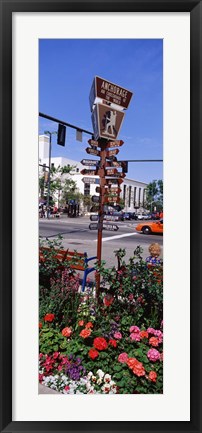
[80,169,98,176]
[88,139,99,147]
[92,195,100,203]
[106,172,126,179]
[106,187,121,194]
[89,223,99,230]
[81,159,99,166]
[90,214,99,221]
[103,223,119,232]
[106,178,124,185]
[106,149,119,158]
[104,196,121,203]
[107,140,124,148]
[82,177,99,184]
[104,168,118,176]
[86,147,100,156]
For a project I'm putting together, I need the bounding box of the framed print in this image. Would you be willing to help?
[0,1,201,432]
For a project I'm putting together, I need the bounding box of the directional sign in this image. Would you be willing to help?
[91,104,125,141]
[89,223,98,230]
[105,160,127,169]
[106,149,119,158]
[90,205,100,212]
[92,195,100,203]
[80,169,98,176]
[105,168,118,176]
[86,147,101,156]
[88,139,99,147]
[90,214,99,221]
[81,159,99,166]
[82,177,99,184]
[103,223,119,232]
[107,140,124,148]
[89,76,133,110]
[106,178,124,185]
[106,172,126,179]
[104,196,121,203]
[106,187,121,194]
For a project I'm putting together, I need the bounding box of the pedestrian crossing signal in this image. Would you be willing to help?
[57,124,66,146]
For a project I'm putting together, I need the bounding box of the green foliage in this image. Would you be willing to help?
[145,179,163,211]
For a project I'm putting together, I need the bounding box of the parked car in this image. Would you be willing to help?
[122,212,138,220]
[136,219,163,235]
[137,213,149,220]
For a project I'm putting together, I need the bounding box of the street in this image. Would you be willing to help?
[39,216,163,270]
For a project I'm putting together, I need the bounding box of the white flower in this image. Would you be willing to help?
[104,374,111,383]
[101,383,111,393]
[97,378,102,385]
[97,369,105,378]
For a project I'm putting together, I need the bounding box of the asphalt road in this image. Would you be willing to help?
[39,216,163,270]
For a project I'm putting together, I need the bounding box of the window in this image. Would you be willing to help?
[76,168,79,172]
[128,186,132,207]
[84,183,90,196]
[123,185,126,204]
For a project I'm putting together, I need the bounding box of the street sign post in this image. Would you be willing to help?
[104,168,118,176]
[106,149,119,158]
[104,196,121,203]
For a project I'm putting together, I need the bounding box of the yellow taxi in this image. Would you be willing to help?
[136,219,163,235]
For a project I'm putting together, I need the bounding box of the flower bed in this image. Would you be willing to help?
[39,244,163,394]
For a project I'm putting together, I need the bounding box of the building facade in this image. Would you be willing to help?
[39,135,148,212]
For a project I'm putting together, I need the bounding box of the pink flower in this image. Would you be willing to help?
[118,352,129,363]
[154,330,163,338]
[114,332,122,340]
[147,348,160,362]
[130,326,140,333]
[64,385,70,391]
[147,327,156,335]
[130,332,141,341]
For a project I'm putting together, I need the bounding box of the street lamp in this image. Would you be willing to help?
[44,130,57,218]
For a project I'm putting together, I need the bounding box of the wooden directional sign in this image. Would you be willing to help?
[90,214,99,221]
[107,140,124,148]
[103,223,119,232]
[81,159,99,166]
[92,195,100,203]
[107,187,121,194]
[106,178,124,185]
[89,76,133,110]
[106,149,119,158]
[82,177,99,184]
[89,223,98,230]
[104,196,121,203]
[80,169,98,176]
[105,168,118,176]
[106,172,126,179]
[88,139,99,147]
[86,147,100,156]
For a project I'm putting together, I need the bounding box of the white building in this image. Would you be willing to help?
[39,135,148,212]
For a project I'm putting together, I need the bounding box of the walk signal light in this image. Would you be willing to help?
[57,124,66,146]
[122,161,128,173]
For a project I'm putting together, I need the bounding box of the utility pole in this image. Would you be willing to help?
[44,130,57,218]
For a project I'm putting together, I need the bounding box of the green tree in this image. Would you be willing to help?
[145,179,163,211]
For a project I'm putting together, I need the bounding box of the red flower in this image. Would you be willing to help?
[85,322,93,329]
[109,339,117,348]
[80,328,91,339]
[88,348,99,359]
[44,313,55,322]
[61,327,72,337]
[78,320,85,327]
[149,371,157,382]
[39,322,42,329]
[103,295,114,307]
[93,337,108,351]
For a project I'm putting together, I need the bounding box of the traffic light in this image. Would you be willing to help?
[57,124,66,146]
[122,161,128,173]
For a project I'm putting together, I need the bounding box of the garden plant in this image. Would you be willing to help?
[39,240,163,394]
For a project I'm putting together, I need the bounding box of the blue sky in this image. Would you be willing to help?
[39,39,163,184]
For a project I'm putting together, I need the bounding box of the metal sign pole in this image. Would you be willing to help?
[96,138,107,297]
